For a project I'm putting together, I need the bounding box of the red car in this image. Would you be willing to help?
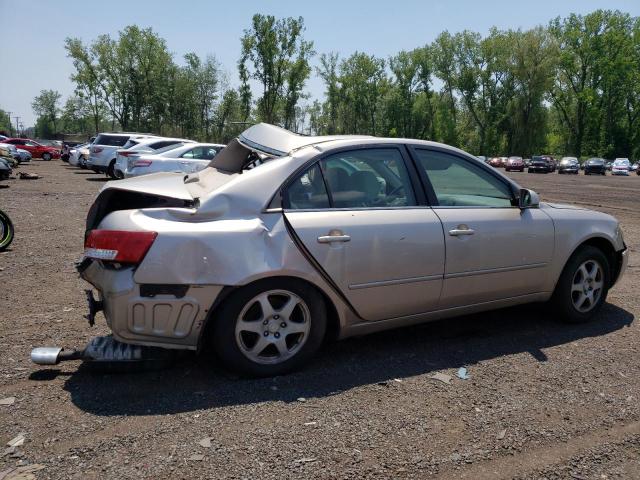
[3,138,60,161]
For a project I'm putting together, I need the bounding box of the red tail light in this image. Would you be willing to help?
[119,151,136,157]
[84,230,157,264]
[133,159,153,167]
[92,147,103,153]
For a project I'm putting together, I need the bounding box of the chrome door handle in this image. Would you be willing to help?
[449,227,475,236]
[317,234,351,244]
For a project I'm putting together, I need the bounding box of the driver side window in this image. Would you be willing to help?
[415,149,514,207]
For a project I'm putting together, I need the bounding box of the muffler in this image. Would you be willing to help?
[30,335,175,371]
[30,347,84,365]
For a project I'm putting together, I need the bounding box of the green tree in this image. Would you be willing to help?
[32,89,62,134]
[0,109,11,135]
[239,14,314,126]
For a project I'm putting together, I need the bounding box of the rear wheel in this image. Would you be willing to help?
[210,279,327,377]
[107,160,117,179]
[550,246,610,323]
[42,152,52,161]
[0,210,14,251]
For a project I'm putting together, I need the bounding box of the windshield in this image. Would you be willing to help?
[613,160,629,166]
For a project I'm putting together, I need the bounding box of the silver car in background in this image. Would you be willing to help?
[69,143,91,167]
[124,142,224,177]
[114,137,194,178]
[69,124,626,377]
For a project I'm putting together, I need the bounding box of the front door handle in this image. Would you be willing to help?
[449,225,475,236]
[317,230,351,244]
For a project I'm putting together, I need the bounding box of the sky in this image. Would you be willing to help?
[1,0,639,128]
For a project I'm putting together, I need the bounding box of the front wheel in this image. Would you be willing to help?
[0,210,14,251]
[550,246,610,323]
[210,279,327,377]
[42,152,52,161]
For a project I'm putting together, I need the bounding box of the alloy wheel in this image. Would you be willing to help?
[571,259,604,313]
[235,290,311,365]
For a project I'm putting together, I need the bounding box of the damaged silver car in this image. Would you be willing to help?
[32,124,628,376]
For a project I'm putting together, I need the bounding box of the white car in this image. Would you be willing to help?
[87,133,157,177]
[611,158,630,176]
[124,143,224,178]
[114,137,194,179]
[69,143,91,167]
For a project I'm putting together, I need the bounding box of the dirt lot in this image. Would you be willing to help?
[1,161,639,479]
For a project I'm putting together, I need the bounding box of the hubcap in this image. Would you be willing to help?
[235,290,311,365]
[571,259,604,313]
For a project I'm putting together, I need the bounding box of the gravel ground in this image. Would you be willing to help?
[0,161,638,479]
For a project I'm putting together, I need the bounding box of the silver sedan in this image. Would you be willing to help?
[123,143,225,178]
[72,124,627,376]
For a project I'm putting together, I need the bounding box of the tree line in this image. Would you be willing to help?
[25,9,640,159]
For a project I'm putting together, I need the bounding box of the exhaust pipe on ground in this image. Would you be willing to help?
[30,335,175,371]
[30,347,84,365]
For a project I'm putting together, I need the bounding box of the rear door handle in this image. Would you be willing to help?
[449,226,475,236]
[317,232,351,243]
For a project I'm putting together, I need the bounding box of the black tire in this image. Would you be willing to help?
[528,169,533,173]
[550,245,610,324]
[42,152,52,161]
[107,160,117,179]
[0,209,14,251]
[210,278,327,377]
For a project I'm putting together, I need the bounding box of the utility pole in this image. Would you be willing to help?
[13,117,20,137]
[6,111,12,137]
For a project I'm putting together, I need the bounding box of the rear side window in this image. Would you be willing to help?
[284,164,330,209]
[284,148,416,210]
[95,134,129,147]
[415,149,514,207]
[150,140,181,150]
[181,146,218,160]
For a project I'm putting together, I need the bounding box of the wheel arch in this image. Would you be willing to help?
[196,275,342,353]
[563,236,621,289]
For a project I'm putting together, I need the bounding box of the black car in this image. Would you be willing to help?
[584,158,607,175]
[528,155,553,173]
[0,158,12,180]
[558,157,580,174]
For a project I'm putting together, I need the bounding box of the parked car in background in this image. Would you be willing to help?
[114,137,194,178]
[528,155,554,173]
[505,156,524,172]
[87,133,157,177]
[630,162,638,172]
[558,157,579,174]
[611,158,631,176]
[65,123,628,376]
[0,143,22,162]
[16,148,32,162]
[476,155,486,163]
[606,161,612,171]
[0,157,12,179]
[524,158,531,168]
[124,142,225,178]
[3,138,60,160]
[584,158,607,175]
[489,157,503,168]
[69,143,91,167]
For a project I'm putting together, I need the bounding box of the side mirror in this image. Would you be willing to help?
[519,188,539,209]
